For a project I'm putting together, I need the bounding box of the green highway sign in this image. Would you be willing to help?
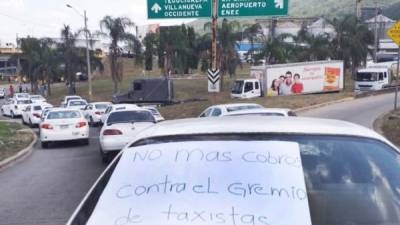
[148,0,212,19]
[218,0,289,17]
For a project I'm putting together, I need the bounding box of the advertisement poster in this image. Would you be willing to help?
[260,61,344,96]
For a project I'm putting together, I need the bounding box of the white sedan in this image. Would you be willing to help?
[100,104,139,125]
[142,106,165,122]
[1,98,32,118]
[199,103,264,117]
[82,102,112,126]
[21,103,53,127]
[65,99,88,110]
[61,95,82,107]
[40,109,89,148]
[224,108,297,117]
[0,88,5,99]
[67,117,400,225]
[29,95,46,104]
[99,108,156,162]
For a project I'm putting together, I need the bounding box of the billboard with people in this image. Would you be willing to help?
[251,61,344,97]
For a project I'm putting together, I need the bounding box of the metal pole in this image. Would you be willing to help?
[395,47,400,110]
[84,10,92,100]
[211,0,217,70]
[373,1,378,63]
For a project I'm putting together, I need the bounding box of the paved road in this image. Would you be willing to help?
[0,99,107,225]
[0,92,398,225]
[300,93,398,129]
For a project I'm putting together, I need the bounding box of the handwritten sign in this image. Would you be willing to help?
[87,141,312,225]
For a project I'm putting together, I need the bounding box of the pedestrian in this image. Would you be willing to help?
[18,83,23,93]
[9,84,14,97]
[25,86,29,93]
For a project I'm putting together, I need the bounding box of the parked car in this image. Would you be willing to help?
[67,117,400,225]
[0,88,5,99]
[199,103,264,117]
[40,107,56,121]
[224,108,297,117]
[100,104,139,125]
[13,93,30,100]
[99,108,156,162]
[61,95,82,107]
[29,95,46,104]
[1,98,32,118]
[21,103,53,127]
[39,109,89,148]
[82,102,112,126]
[142,106,165,122]
[65,99,88,110]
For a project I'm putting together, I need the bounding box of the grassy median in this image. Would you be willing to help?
[382,109,400,147]
[0,122,34,162]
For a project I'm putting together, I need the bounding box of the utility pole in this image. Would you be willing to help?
[373,1,379,63]
[395,47,400,110]
[84,10,92,100]
[211,0,218,71]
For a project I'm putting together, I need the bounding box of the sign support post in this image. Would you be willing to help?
[395,47,400,110]
[387,21,400,110]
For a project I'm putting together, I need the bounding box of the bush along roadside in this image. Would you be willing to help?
[381,109,400,147]
[0,121,34,162]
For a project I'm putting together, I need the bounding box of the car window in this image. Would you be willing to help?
[95,104,109,109]
[70,101,86,106]
[211,108,222,117]
[107,111,155,124]
[33,106,42,111]
[244,82,254,92]
[70,135,400,225]
[25,106,31,111]
[226,105,263,112]
[199,108,213,117]
[229,112,285,116]
[255,82,259,90]
[47,111,81,119]
[288,111,297,117]
[17,100,32,104]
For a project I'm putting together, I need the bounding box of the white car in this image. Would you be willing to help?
[99,108,156,162]
[65,99,88,110]
[1,98,32,118]
[29,95,46,104]
[61,95,82,107]
[224,108,297,117]
[0,88,5,99]
[100,104,139,125]
[82,102,112,126]
[199,103,264,117]
[21,103,53,127]
[67,117,400,225]
[13,93,30,100]
[142,106,165,122]
[40,109,89,148]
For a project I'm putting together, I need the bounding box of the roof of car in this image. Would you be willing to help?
[225,108,291,115]
[47,108,81,113]
[92,102,111,105]
[127,116,394,148]
[109,108,150,114]
[211,103,263,109]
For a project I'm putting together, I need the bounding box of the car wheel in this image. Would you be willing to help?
[11,111,15,119]
[100,147,109,163]
[81,138,89,146]
[29,119,33,128]
[89,117,94,127]
[41,141,49,149]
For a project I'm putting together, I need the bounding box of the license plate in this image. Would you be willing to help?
[72,132,80,136]
[60,125,69,129]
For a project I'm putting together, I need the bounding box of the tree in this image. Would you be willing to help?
[243,23,263,63]
[19,37,42,93]
[256,34,290,64]
[98,16,136,93]
[59,25,80,94]
[293,27,332,61]
[143,32,158,71]
[330,15,374,75]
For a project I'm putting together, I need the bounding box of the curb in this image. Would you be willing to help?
[372,112,387,135]
[294,97,355,113]
[0,122,37,172]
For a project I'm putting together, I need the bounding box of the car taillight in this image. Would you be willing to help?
[95,111,103,115]
[103,129,123,136]
[41,124,53,129]
[15,105,18,109]
[76,121,87,128]
[33,113,41,118]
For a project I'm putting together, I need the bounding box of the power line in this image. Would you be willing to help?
[0,11,57,29]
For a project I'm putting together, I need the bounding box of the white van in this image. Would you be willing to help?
[355,66,392,91]
[231,79,262,99]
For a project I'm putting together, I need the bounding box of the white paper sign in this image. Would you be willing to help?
[87,141,312,225]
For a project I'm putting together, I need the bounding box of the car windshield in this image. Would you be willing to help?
[356,72,378,81]
[31,96,43,99]
[73,134,400,225]
[17,100,32,104]
[70,101,86,106]
[227,104,263,112]
[16,94,29,98]
[231,80,244,94]
[107,110,154,125]
[47,111,80,119]
[95,104,109,109]
[67,97,80,102]
[145,108,160,115]
[33,106,42,111]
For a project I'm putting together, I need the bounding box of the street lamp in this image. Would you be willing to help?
[66,4,92,100]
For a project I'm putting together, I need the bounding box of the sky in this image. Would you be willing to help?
[0,0,193,45]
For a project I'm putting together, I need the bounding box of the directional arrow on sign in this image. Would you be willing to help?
[151,3,162,14]
[274,0,284,9]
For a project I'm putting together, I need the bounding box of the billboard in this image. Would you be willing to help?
[255,61,344,96]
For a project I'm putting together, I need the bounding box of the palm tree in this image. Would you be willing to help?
[257,34,291,64]
[98,16,136,94]
[242,23,263,63]
[293,28,332,61]
[19,37,42,93]
[330,15,374,75]
[59,25,80,94]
